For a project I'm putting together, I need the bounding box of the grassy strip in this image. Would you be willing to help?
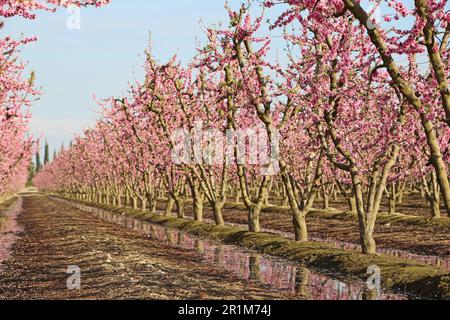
[55,196,450,300]
[0,196,17,213]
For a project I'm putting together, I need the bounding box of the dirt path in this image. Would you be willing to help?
[0,196,295,300]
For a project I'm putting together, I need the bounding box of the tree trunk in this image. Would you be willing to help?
[150,199,157,214]
[146,192,157,214]
[282,195,289,207]
[165,197,175,216]
[293,209,308,242]
[388,196,396,215]
[141,198,147,212]
[212,202,225,226]
[360,227,376,254]
[397,191,404,205]
[165,229,175,244]
[420,184,426,198]
[348,196,357,213]
[175,198,185,219]
[424,173,442,219]
[295,267,311,298]
[125,191,130,206]
[430,198,441,219]
[188,175,204,222]
[263,192,270,206]
[248,204,262,233]
[388,183,396,215]
[132,197,138,210]
[323,193,330,210]
[353,174,377,255]
[282,184,289,206]
[214,246,224,264]
[397,184,405,205]
[420,108,450,216]
[193,198,204,222]
[249,256,261,281]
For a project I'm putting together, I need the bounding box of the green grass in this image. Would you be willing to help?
[0,196,17,212]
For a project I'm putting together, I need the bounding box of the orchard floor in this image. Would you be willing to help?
[172,202,450,261]
[211,207,449,258]
[0,195,296,300]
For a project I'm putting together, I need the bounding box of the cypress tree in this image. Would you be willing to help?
[35,151,42,173]
[44,140,50,165]
[27,162,36,187]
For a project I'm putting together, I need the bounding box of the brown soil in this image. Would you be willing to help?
[0,196,296,300]
[270,192,447,218]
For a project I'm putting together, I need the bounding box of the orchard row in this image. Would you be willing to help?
[0,1,109,197]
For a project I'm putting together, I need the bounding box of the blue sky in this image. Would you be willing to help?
[7,0,285,158]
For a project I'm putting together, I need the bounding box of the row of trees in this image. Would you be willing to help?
[0,1,109,197]
[0,32,37,196]
[34,1,449,255]
[27,141,51,185]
